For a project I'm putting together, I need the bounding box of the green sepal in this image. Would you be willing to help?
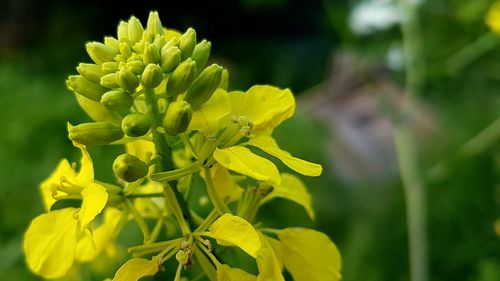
[113,154,148,182]
[160,47,181,73]
[166,58,197,98]
[163,100,193,135]
[68,122,124,145]
[179,28,196,61]
[143,43,160,65]
[121,112,152,137]
[66,75,107,101]
[100,89,133,111]
[116,68,140,91]
[141,64,163,88]
[126,60,145,75]
[100,73,119,89]
[185,64,223,109]
[128,16,144,43]
[191,40,211,72]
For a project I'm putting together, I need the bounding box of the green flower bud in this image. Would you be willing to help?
[101,62,119,74]
[143,43,160,65]
[122,112,152,137]
[117,21,129,42]
[77,63,104,84]
[126,60,145,75]
[146,11,163,37]
[100,89,133,111]
[191,40,211,72]
[119,42,132,57]
[164,37,179,49]
[128,16,144,43]
[219,68,229,90]
[112,154,148,182]
[68,122,124,145]
[153,34,166,51]
[185,64,223,109]
[86,42,118,65]
[166,58,197,98]
[179,28,196,61]
[141,64,163,88]
[141,30,155,43]
[67,75,107,101]
[104,36,119,52]
[160,46,181,73]
[116,68,139,91]
[163,100,192,135]
[100,73,119,89]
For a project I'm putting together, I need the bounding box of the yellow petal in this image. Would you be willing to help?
[248,135,322,177]
[207,214,261,258]
[39,159,75,211]
[73,142,95,186]
[133,181,165,219]
[278,228,341,281]
[217,264,257,281]
[213,146,281,185]
[261,173,315,220]
[256,233,284,281]
[79,183,108,231]
[76,208,123,262]
[189,88,231,134]
[201,164,244,203]
[23,208,78,278]
[112,257,160,281]
[126,139,156,162]
[229,85,294,134]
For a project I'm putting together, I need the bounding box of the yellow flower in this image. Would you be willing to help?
[486,1,500,34]
[24,144,110,278]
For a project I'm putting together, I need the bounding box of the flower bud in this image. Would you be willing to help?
[160,46,181,73]
[179,28,196,61]
[119,42,132,57]
[185,64,223,109]
[100,89,133,111]
[122,112,152,137]
[153,34,166,51]
[116,68,139,91]
[143,43,160,65]
[101,62,119,74]
[77,63,104,84]
[104,36,119,52]
[68,122,124,145]
[117,21,129,42]
[112,154,148,182]
[163,100,192,135]
[100,73,119,89]
[126,60,145,75]
[191,40,211,72]
[67,75,107,101]
[128,16,144,43]
[141,64,163,88]
[146,11,163,37]
[166,58,197,98]
[219,69,229,90]
[164,37,179,49]
[86,42,118,65]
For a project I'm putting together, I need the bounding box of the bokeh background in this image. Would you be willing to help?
[0,0,499,280]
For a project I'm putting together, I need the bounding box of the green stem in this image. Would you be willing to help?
[163,182,191,235]
[447,32,500,74]
[397,1,429,281]
[127,192,164,198]
[125,198,150,243]
[204,167,231,214]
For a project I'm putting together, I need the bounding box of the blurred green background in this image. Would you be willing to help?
[0,0,499,280]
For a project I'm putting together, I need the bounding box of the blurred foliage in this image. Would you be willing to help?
[0,0,499,280]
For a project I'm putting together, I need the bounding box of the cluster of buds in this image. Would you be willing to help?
[23,11,341,281]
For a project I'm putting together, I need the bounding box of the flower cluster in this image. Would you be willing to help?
[23,11,341,281]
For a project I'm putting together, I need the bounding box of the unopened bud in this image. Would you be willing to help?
[68,122,124,145]
[179,28,196,61]
[101,62,119,74]
[164,37,179,49]
[146,11,163,37]
[166,58,197,98]
[117,21,129,42]
[160,46,181,73]
[67,75,107,101]
[112,154,148,182]
[122,112,152,137]
[116,68,139,91]
[153,34,166,51]
[104,37,119,52]
[77,63,104,84]
[119,42,132,57]
[185,64,223,109]
[191,40,211,71]
[100,89,133,111]
[143,43,160,65]
[163,100,192,135]
[126,60,145,75]
[128,16,144,43]
[100,73,119,89]
[141,64,163,88]
[86,42,118,65]
[219,69,229,90]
